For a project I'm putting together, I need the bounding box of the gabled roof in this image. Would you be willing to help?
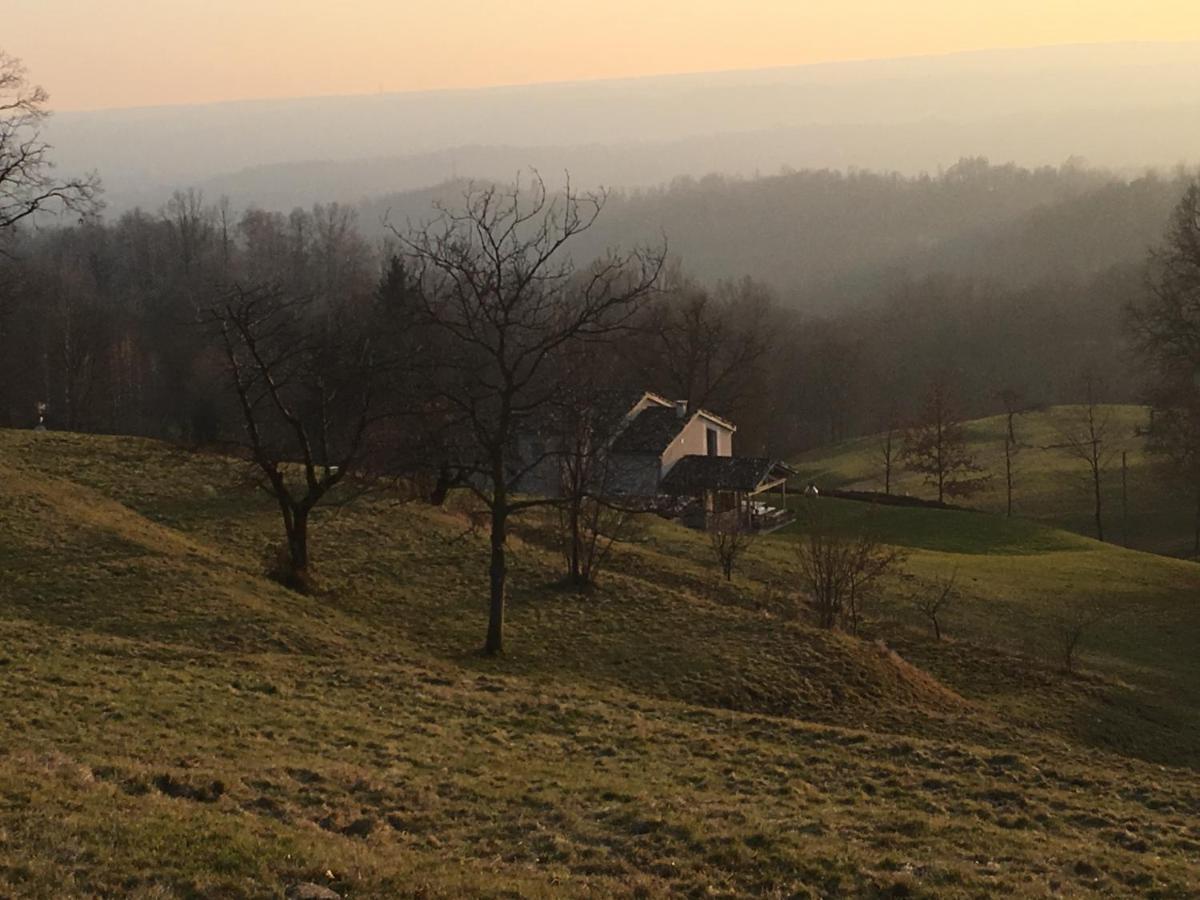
[661,455,796,495]
[611,406,686,454]
[611,393,737,456]
[694,408,736,432]
[637,390,674,410]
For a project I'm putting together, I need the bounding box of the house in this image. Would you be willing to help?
[513,389,794,530]
[607,391,795,530]
[607,392,735,494]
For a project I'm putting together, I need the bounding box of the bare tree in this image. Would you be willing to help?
[793,500,901,633]
[997,387,1025,517]
[1049,371,1119,542]
[394,173,664,654]
[203,285,393,591]
[1142,383,1200,554]
[0,51,98,233]
[811,332,863,446]
[709,512,756,582]
[1129,181,1200,374]
[163,189,214,276]
[1128,180,1200,553]
[876,413,901,495]
[638,264,772,415]
[916,569,956,641]
[558,485,642,588]
[48,268,107,430]
[1049,599,1109,674]
[902,373,989,504]
[552,359,645,588]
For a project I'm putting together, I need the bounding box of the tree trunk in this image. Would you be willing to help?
[1121,451,1129,547]
[1092,465,1104,542]
[1003,442,1013,517]
[287,507,309,574]
[568,495,583,584]
[1193,487,1200,557]
[486,448,508,654]
[429,465,456,506]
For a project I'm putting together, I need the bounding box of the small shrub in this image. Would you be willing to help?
[1048,599,1110,673]
[793,500,901,632]
[709,512,756,581]
[916,569,957,641]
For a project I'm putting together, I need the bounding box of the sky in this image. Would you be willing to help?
[7,0,1200,111]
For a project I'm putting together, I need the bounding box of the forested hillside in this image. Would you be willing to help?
[360,160,1189,310]
[0,161,1188,454]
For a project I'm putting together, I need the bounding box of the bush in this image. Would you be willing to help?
[793,500,901,633]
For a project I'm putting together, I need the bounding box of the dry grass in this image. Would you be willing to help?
[2,429,1200,897]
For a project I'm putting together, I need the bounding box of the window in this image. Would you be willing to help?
[706,426,719,456]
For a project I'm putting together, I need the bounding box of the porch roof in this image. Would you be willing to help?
[661,455,795,495]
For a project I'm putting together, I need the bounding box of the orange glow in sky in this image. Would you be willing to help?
[7,0,1200,110]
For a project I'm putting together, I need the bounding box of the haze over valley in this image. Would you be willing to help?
[51,42,1200,213]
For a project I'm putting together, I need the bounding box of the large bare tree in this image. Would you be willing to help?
[0,51,97,233]
[203,285,394,590]
[395,174,664,655]
[1128,181,1200,552]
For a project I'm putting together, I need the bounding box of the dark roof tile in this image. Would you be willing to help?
[612,406,687,454]
[661,455,795,494]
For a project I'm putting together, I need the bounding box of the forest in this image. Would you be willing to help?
[1,158,1187,456]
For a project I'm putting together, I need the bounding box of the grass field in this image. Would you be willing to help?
[3,429,1200,898]
[792,405,1197,558]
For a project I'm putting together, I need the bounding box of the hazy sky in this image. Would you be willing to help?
[8,0,1200,110]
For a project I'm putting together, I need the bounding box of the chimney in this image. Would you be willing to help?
[674,400,688,419]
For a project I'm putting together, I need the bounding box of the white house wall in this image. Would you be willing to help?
[660,415,733,477]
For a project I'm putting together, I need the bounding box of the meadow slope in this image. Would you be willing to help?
[2,429,1200,898]
[793,405,1197,558]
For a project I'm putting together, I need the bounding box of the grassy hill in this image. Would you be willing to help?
[792,405,1199,558]
[3,429,1200,897]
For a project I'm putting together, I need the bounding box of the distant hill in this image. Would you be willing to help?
[51,42,1200,214]
[356,162,1187,310]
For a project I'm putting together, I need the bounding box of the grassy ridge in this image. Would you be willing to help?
[3,430,1200,897]
[766,496,1200,768]
[792,405,1197,557]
